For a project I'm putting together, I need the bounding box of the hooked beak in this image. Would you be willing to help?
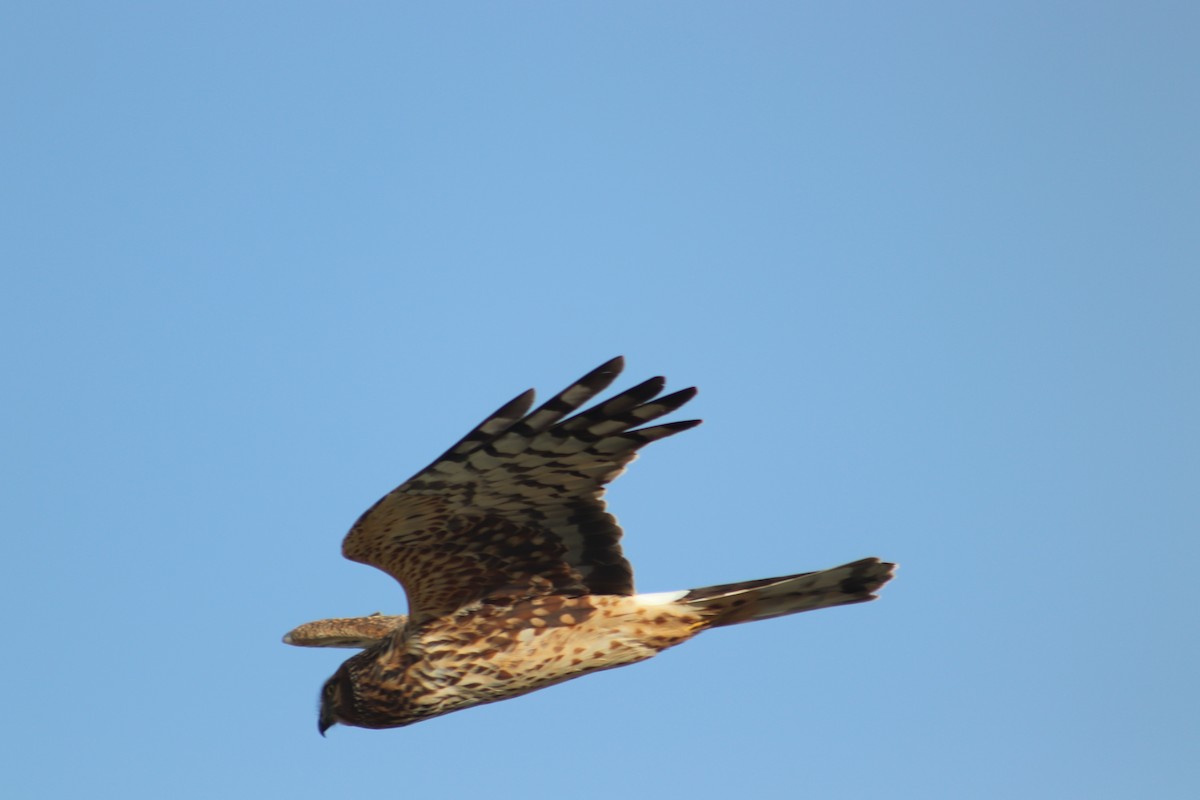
[318,708,337,737]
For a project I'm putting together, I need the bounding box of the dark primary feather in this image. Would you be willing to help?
[340,357,700,619]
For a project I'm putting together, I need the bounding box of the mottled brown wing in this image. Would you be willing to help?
[282,614,405,648]
[341,357,700,621]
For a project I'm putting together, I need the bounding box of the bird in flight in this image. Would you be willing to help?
[284,357,895,734]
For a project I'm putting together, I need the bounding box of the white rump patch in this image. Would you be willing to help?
[634,590,688,606]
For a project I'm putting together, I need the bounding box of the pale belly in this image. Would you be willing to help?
[392,593,706,720]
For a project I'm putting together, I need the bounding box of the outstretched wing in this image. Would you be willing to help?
[341,357,700,621]
[283,614,405,649]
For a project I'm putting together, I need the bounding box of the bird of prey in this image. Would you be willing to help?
[284,357,895,734]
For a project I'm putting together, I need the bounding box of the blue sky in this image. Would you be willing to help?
[3,3,1197,798]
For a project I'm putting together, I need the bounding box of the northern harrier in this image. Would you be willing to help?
[284,358,895,733]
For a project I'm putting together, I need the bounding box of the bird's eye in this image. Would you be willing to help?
[323,683,337,698]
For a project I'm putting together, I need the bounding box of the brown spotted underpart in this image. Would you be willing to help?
[328,595,708,729]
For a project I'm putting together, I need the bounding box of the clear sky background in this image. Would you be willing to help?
[3,3,1197,798]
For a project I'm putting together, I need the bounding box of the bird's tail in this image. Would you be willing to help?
[681,557,896,628]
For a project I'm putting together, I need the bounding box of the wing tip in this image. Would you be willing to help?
[571,356,625,387]
[485,388,537,428]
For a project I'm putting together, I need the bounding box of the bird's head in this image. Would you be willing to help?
[317,665,357,736]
